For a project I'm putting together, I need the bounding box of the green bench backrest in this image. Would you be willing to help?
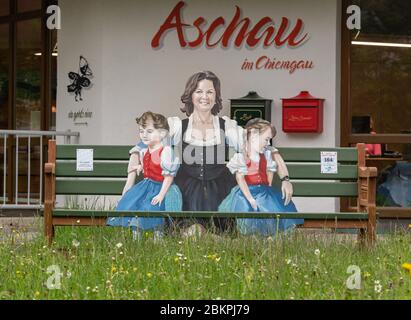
[55,146,359,197]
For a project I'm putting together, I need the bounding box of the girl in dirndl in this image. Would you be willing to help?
[219,118,304,236]
[107,112,182,240]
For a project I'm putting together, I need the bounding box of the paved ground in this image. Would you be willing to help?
[0,214,409,245]
[0,216,42,242]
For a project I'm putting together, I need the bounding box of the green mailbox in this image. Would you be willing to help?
[230,91,272,127]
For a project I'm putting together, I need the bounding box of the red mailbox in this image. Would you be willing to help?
[282,91,325,133]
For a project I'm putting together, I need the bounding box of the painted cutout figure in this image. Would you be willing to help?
[219,118,304,236]
[107,112,182,240]
[129,71,295,236]
[67,56,93,102]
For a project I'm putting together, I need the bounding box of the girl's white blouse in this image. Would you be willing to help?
[130,115,279,156]
[127,145,180,177]
[227,151,278,175]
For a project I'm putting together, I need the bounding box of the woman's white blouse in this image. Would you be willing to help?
[227,150,278,175]
[131,115,279,158]
[167,115,244,149]
[128,145,180,177]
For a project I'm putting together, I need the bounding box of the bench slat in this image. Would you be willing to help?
[56,162,128,177]
[293,182,357,196]
[57,145,131,160]
[56,146,358,163]
[56,179,124,195]
[52,209,369,220]
[56,180,358,197]
[288,164,357,179]
[277,147,358,162]
[51,216,369,229]
[55,162,358,180]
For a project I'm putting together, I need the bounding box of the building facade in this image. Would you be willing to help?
[1,0,411,216]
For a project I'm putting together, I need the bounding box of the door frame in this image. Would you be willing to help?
[340,0,411,218]
[0,0,56,204]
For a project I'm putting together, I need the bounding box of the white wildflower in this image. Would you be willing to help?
[374,280,382,293]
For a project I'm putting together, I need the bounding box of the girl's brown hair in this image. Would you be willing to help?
[136,111,169,131]
[180,71,223,116]
[244,118,277,140]
[243,118,276,160]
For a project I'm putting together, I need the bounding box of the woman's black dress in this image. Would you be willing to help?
[174,118,236,232]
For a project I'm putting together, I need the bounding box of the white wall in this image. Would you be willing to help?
[57,0,342,212]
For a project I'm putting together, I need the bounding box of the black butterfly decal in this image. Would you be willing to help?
[67,56,93,102]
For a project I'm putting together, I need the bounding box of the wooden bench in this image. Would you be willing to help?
[44,141,377,246]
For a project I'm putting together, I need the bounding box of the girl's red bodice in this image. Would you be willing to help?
[245,154,269,186]
[143,147,164,182]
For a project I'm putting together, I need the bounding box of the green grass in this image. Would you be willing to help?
[0,224,410,300]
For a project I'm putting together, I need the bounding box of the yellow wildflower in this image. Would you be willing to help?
[147,272,153,278]
[363,272,371,279]
[206,254,221,262]
[402,263,411,275]
[111,266,117,274]
[245,268,254,285]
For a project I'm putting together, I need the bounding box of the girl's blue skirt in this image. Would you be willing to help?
[219,185,304,236]
[107,178,182,231]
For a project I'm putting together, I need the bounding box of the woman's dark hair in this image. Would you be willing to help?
[136,111,169,131]
[180,71,223,116]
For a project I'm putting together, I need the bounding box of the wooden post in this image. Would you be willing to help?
[367,178,377,245]
[44,140,56,246]
[356,143,378,246]
[357,143,366,246]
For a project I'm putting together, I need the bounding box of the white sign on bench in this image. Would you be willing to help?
[76,149,94,172]
[321,151,338,174]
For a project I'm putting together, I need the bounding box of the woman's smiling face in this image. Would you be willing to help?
[191,79,216,114]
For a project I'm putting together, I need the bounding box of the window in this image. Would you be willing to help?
[17,0,41,13]
[50,29,57,130]
[342,0,411,215]
[15,18,42,130]
[0,0,56,204]
[0,23,8,129]
[0,1,10,17]
[350,0,411,136]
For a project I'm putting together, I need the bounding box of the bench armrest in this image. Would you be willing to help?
[45,163,55,175]
[358,166,378,178]
[44,162,56,204]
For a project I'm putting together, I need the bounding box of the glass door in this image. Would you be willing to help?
[0,22,10,204]
[14,17,42,204]
[0,0,56,206]
[341,0,411,218]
